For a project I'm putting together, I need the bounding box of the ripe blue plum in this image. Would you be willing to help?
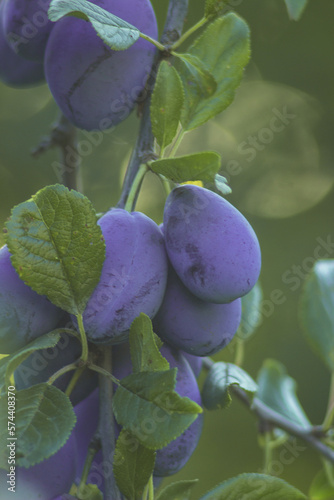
[153,266,242,356]
[183,351,203,377]
[14,332,98,405]
[0,245,64,354]
[112,342,203,476]
[80,209,168,345]
[0,3,44,87]
[0,432,77,500]
[2,0,53,61]
[44,0,158,131]
[163,185,261,303]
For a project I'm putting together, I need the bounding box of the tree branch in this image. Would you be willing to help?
[203,357,334,464]
[32,112,82,191]
[117,0,189,210]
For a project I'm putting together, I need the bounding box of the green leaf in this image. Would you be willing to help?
[284,0,308,21]
[151,61,184,151]
[178,13,250,131]
[237,282,263,341]
[0,331,60,396]
[129,314,169,373]
[113,369,202,449]
[150,152,221,184]
[202,362,257,410]
[48,0,140,50]
[215,174,232,195]
[5,184,105,316]
[200,473,307,499]
[156,479,199,500]
[175,53,217,98]
[0,383,76,468]
[309,469,334,500]
[299,260,334,371]
[114,429,156,499]
[205,0,228,18]
[255,359,311,429]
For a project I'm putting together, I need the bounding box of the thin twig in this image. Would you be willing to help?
[32,112,82,191]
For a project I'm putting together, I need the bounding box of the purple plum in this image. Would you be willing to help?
[80,209,168,345]
[153,266,242,356]
[2,0,53,61]
[0,245,64,354]
[163,185,261,303]
[14,333,98,405]
[44,0,158,130]
[0,432,77,499]
[0,3,44,87]
[183,351,203,378]
[112,342,204,477]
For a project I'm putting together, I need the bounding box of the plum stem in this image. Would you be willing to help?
[77,432,102,494]
[88,363,120,385]
[77,313,89,362]
[98,346,122,500]
[323,371,334,431]
[47,362,77,385]
[64,366,85,398]
[124,163,148,212]
[140,33,165,51]
[170,16,208,50]
[117,0,189,210]
[32,112,82,191]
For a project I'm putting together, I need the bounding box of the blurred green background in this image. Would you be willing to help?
[1,0,334,497]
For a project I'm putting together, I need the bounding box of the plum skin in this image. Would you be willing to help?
[163,185,261,304]
[0,245,64,354]
[0,432,77,500]
[153,266,242,356]
[44,0,158,131]
[80,209,168,345]
[0,3,44,87]
[14,332,98,405]
[112,342,203,477]
[2,0,54,62]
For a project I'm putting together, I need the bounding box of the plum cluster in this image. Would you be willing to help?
[0,0,157,130]
[2,185,261,495]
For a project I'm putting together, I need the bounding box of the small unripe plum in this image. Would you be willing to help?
[0,3,44,87]
[44,0,158,131]
[2,0,53,61]
[0,432,77,500]
[112,342,203,476]
[0,245,64,354]
[14,333,98,405]
[163,185,261,303]
[80,209,168,344]
[153,266,242,356]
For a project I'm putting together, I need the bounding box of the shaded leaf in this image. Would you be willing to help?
[178,13,250,131]
[156,479,199,500]
[129,314,169,373]
[113,369,202,449]
[309,469,334,500]
[202,362,257,410]
[0,383,76,468]
[255,359,311,429]
[150,152,221,184]
[200,473,307,499]
[299,259,334,371]
[237,282,263,341]
[114,429,155,499]
[205,0,228,18]
[151,61,184,150]
[5,184,105,316]
[0,331,60,396]
[176,53,217,97]
[284,0,308,21]
[48,0,140,50]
